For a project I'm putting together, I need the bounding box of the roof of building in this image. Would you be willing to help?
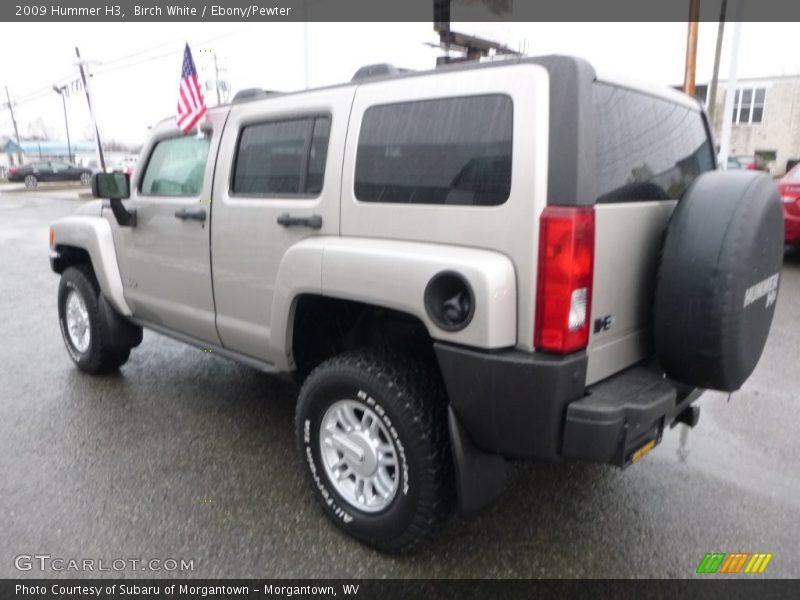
[0,136,22,153]
[17,140,97,155]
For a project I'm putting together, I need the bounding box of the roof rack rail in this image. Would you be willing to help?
[351,63,411,82]
[232,88,281,103]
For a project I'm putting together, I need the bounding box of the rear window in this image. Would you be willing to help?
[593,83,714,203]
[355,95,512,206]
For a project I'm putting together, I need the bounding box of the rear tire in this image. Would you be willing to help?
[295,350,453,553]
[58,265,131,374]
[24,174,37,188]
[79,171,92,186]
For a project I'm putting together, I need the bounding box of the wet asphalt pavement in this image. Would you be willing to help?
[1,190,799,579]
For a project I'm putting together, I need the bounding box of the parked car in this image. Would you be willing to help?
[778,163,800,245]
[720,155,744,170]
[48,56,784,552]
[736,155,769,172]
[106,161,134,177]
[7,161,93,188]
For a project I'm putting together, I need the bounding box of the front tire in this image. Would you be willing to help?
[58,265,131,374]
[295,350,453,553]
[79,171,92,186]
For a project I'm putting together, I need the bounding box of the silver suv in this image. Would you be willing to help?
[49,56,785,552]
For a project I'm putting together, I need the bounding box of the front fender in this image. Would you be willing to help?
[50,215,131,317]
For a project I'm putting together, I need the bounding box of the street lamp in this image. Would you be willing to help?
[52,84,73,163]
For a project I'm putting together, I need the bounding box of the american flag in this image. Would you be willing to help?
[176,43,207,133]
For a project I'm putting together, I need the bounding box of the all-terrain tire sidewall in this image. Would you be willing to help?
[57,266,108,374]
[300,376,417,542]
[297,354,447,551]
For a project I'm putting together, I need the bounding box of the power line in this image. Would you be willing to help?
[5,30,241,111]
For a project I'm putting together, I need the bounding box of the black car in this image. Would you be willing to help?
[7,161,93,188]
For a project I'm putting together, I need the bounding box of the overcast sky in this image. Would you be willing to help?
[2,20,800,146]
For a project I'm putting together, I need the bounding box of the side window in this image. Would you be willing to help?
[231,115,331,196]
[354,95,513,206]
[593,83,714,203]
[306,118,331,195]
[140,136,210,197]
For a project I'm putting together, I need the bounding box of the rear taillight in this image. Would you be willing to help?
[8,167,17,176]
[534,206,595,354]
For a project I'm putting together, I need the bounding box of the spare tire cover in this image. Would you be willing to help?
[654,170,784,391]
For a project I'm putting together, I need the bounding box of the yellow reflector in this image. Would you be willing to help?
[631,439,657,464]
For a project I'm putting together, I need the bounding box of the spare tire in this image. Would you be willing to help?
[654,170,784,391]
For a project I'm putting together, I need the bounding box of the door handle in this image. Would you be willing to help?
[276,213,322,230]
[174,207,207,222]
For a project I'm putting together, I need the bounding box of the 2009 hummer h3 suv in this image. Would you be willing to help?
[49,56,784,552]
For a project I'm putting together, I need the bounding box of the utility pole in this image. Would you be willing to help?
[52,85,73,163]
[75,46,105,171]
[303,0,310,89]
[683,0,701,96]
[4,86,23,164]
[707,0,728,123]
[719,2,744,170]
[213,53,222,105]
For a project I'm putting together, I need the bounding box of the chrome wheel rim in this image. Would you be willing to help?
[319,399,399,513]
[80,172,91,186]
[24,175,36,188]
[65,289,91,353]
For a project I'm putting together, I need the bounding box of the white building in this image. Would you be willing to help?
[701,75,800,175]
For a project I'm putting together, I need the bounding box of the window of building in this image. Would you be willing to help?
[140,135,210,196]
[232,116,331,196]
[354,95,513,206]
[732,87,766,124]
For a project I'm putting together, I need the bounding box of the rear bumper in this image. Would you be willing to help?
[435,343,588,461]
[561,363,702,467]
[434,342,702,512]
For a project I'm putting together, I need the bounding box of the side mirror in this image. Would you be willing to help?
[92,171,130,200]
[92,172,136,227]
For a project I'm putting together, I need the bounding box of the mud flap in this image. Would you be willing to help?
[99,294,143,352]
[448,406,507,515]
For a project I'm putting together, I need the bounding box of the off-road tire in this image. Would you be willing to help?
[295,350,453,553]
[58,265,131,374]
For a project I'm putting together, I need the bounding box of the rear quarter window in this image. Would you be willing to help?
[354,94,513,206]
[593,83,714,203]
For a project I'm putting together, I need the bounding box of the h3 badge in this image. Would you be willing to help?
[594,314,615,334]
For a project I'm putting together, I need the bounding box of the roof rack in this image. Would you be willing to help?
[351,63,412,82]
[232,88,282,103]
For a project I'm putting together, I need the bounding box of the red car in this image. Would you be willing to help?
[778,164,800,245]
